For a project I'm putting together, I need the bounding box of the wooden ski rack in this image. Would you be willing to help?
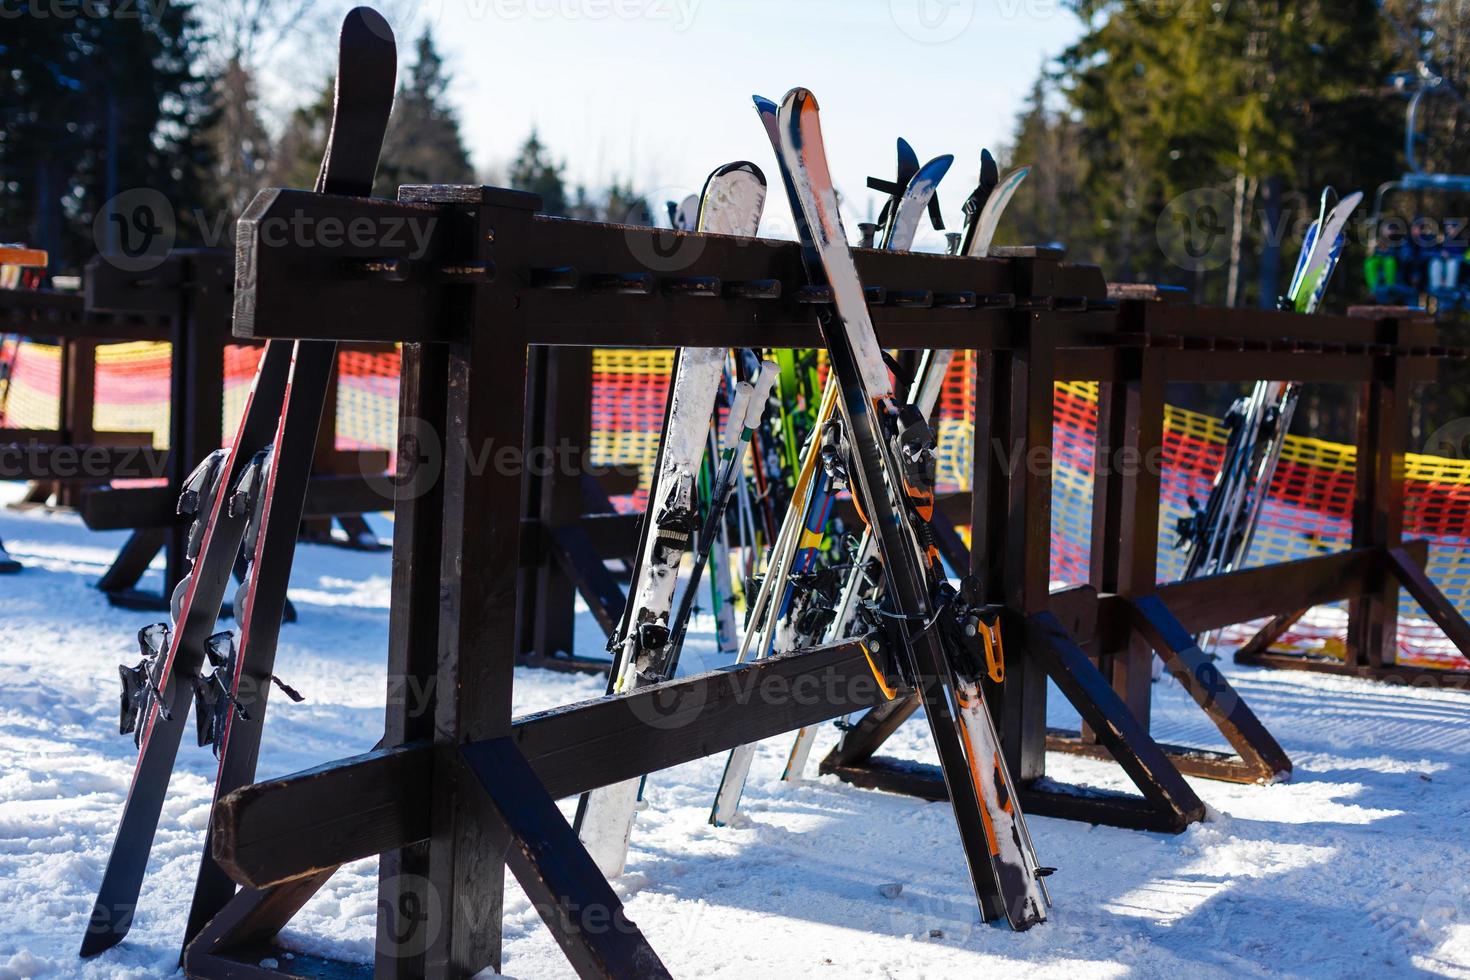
[0,249,393,601]
[182,182,1470,978]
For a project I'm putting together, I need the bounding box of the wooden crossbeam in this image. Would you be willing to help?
[1388,546,1470,660]
[461,737,670,979]
[213,641,881,890]
[1152,543,1426,635]
[1025,610,1206,830]
[1128,594,1292,783]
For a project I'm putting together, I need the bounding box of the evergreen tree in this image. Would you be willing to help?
[508,130,568,215]
[206,57,274,232]
[604,179,653,226]
[376,30,475,193]
[0,1,216,272]
[266,78,334,191]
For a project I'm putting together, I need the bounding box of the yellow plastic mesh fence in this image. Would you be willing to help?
[1,340,401,458]
[5,340,1466,667]
[594,352,1470,669]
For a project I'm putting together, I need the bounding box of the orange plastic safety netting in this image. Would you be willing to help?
[0,340,400,459]
[4,340,1467,667]
[596,351,1470,669]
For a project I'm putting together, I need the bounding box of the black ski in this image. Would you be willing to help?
[771,87,1049,931]
[80,8,396,958]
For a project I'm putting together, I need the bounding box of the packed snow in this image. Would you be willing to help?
[1,487,1468,978]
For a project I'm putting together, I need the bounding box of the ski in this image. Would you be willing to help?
[711,98,953,822]
[1177,187,1361,644]
[781,150,1032,775]
[767,87,1049,930]
[80,8,396,958]
[574,161,769,878]
[961,149,1030,258]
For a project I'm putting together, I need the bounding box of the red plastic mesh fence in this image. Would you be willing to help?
[5,341,1468,668]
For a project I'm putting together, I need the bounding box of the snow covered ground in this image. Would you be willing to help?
[2,487,1469,979]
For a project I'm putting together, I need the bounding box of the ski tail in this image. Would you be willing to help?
[1295,190,1363,313]
[967,165,1030,258]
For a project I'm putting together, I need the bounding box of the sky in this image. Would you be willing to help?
[294,0,1085,249]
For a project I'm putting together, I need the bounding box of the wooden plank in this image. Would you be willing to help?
[0,444,168,482]
[549,524,626,637]
[1045,731,1260,783]
[1026,611,1205,830]
[1152,543,1426,635]
[1232,650,1470,687]
[1348,321,1408,668]
[96,527,165,597]
[183,872,341,979]
[1129,595,1291,782]
[80,476,393,531]
[1388,546,1470,661]
[214,641,880,890]
[461,737,670,979]
[1235,608,1308,660]
[415,190,533,978]
[375,341,450,977]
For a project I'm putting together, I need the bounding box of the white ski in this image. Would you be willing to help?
[575,161,767,878]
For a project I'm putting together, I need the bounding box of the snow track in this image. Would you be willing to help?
[1,486,1468,977]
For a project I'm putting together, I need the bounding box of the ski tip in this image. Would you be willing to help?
[980,147,999,184]
[897,136,918,168]
[781,87,817,112]
[1004,166,1031,189]
[342,6,394,48]
[711,160,767,186]
[752,94,777,114]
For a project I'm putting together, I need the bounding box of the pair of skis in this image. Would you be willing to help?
[574,161,778,877]
[726,89,1050,930]
[776,146,1031,784]
[709,116,954,825]
[1176,188,1362,606]
[80,8,397,958]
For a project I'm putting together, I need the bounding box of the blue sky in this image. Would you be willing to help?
[367,0,1084,246]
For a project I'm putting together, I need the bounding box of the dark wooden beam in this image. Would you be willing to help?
[214,642,881,890]
[461,738,670,979]
[1151,542,1427,635]
[1127,595,1291,783]
[1026,611,1205,831]
[1388,547,1470,662]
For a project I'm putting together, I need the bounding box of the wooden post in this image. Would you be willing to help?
[1347,318,1406,669]
[400,185,538,979]
[996,309,1055,781]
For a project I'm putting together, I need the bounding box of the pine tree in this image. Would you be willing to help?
[604,179,653,226]
[508,130,569,216]
[266,79,334,191]
[0,1,216,272]
[207,57,274,231]
[376,30,475,194]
